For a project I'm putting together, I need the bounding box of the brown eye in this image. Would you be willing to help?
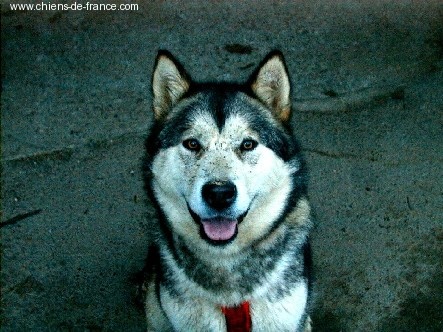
[241,139,258,152]
[183,139,201,152]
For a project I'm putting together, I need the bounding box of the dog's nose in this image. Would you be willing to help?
[202,181,237,210]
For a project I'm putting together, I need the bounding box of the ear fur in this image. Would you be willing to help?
[250,51,291,123]
[152,50,190,120]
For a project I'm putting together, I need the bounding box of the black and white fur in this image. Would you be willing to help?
[143,50,313,331]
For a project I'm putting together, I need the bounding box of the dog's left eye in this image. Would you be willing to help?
[183,139,201,152]
[240,139,258,152]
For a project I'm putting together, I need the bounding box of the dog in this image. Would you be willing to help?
[142,50,313,331]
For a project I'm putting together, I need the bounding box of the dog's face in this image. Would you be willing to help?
[147,51,304,255]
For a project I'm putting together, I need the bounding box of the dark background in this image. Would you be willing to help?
[2,1,442,330]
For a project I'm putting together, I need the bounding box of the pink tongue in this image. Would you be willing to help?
[201,219,238,241]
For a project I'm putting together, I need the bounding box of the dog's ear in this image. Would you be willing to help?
[152,51,191,120]
[249,51,291,123]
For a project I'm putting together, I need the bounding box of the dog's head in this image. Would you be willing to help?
[145,51,307,255]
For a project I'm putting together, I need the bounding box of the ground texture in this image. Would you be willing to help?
[1,1,442,331]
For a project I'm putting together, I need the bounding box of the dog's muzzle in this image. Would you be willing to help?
[187,181,248,245]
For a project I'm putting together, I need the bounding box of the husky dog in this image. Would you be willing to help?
[143,50,313,331]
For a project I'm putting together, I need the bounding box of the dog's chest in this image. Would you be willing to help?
[159,280,308,332]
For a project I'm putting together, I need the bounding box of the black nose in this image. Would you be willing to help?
[202,181,237,210]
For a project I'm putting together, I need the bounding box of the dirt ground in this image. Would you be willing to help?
[1,1,442,331]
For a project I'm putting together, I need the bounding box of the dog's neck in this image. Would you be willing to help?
[221,301,251,332]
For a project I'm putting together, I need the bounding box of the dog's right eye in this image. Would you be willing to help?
[240,139,258,152]
[183,139,201,152]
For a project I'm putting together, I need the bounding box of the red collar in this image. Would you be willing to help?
[221,301,251,332]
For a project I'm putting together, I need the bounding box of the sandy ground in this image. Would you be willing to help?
[1,1,442,330]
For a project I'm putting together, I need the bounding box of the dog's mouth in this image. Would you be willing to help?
[201,217,238,241]
[187,206,248,245]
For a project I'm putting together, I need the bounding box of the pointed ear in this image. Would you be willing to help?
[152,51,191,120]
[250,51,291,122]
